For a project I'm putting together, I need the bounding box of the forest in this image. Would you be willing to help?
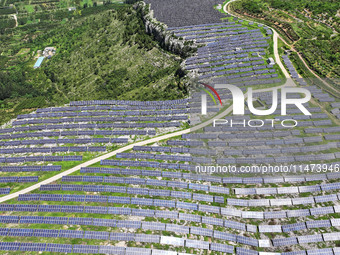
[230,0,339,88]
[0,4,188,124]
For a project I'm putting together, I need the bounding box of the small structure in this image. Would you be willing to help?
[267,57,275,65]
[43,47,56,58]
[68,7,76,11]
[34,57,45,69]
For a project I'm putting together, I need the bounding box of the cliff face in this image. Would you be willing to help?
[136,2,197,58]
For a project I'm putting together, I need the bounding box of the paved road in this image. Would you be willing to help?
[0,4,297,203]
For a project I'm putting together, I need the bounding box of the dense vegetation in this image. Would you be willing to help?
[0,4,188,125]
[230,0,339,88]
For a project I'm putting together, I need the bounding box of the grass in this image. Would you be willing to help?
[24,4,34,12]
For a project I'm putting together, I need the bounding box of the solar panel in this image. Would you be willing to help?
[98,246,125,255]
[84,231,110,240]
[306,220,331,229]
[20,243,46,252]
[46,243,73,253]
[33,229,59,238]
[135,234,160,243]
[59,229,84,239]
[8,228,34,237]
[126,247,151,255]
[210,243,234,253]
[116,221,141,228]
[297,234,323,244]
[272,237,298,247]
[110,233,135,241]
[166,224,190,234]
[73,245,99,254]
[185,239,209,249]
[237,236,258,247]
[286,209,310,218]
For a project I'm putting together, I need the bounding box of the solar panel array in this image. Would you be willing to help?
[0,0,338,252]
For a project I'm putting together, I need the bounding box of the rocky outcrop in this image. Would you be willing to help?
[135,2,196,58]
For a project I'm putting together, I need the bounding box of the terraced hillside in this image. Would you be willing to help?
[0,100,188,197]
[0,0,339,255]
[0,87,339,254]
[155,7,284,87]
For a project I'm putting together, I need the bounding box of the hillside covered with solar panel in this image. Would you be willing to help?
[0,0,339,254]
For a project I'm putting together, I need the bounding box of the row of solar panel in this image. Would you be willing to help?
[186,51,264,66]
[216,152,337,164]
[305,126,340,134]
[183,29,259,40]
[190,50,266,66]
[0,146,106,154]
[228,193,340,207]
[182,28,262,40]
[222,142,338,155]
[116,153,192,162]
[17,109,188,119]
[62,174,228,194]
[0,218,254,248]
[235,182,340,195]
[185,29,262,41]
[194,34,267,54]
[69,99,189,106]
[104,151,339,166]
[12,116,187,126]
[188,47,266,64]
[200,47,266,59]
[2,203,340,233]
[2,241,337,255]
[100,160,192,170]
[79,166,340,184]
[62,172,340,196]
[36,104,188,113]
[0,177,38,183]
[124,142,337,158]
[197,32,266,46]
[167,21,237,31]
[0,156,82,163]
[2,209,340,236]
[0,240,256,254]
[0,125,156,134]
[0,214,253,233]
[1,224,340,250]
[203,39,269,52]
[186,57,269,71]
[0,130,154,139]
[0,227,236,249]
[14,195,340,218]
[0,138,127,146]
[40,183,226,201]
[19,192,224,205]
[0,188,10,194]
[173,24,245,35]
[0,165,61,172]
[196,41,266,56]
